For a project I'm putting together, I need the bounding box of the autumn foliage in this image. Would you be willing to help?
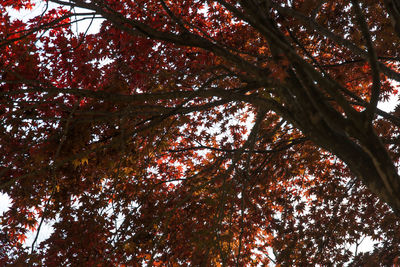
[2,0,400,265]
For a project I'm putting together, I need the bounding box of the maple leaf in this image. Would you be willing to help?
[2,0,400,266]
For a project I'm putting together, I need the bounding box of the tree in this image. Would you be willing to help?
[1,0,400,265]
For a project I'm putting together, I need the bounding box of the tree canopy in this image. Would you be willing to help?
[1,0,400,265]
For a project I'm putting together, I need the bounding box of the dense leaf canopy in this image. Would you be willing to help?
[1,0,400,265]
